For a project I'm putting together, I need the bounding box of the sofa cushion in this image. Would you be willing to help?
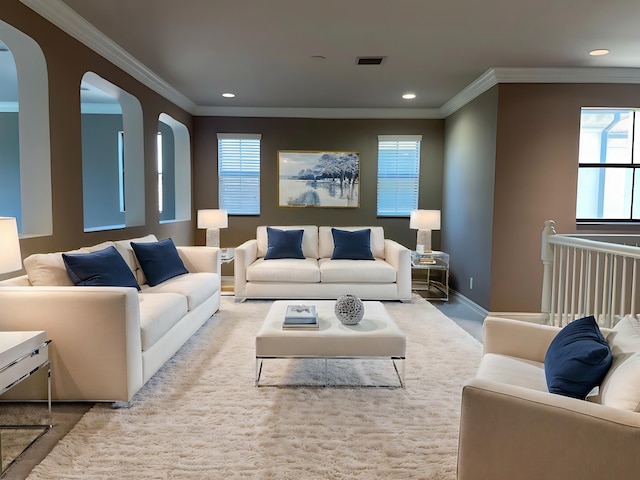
[319,226,385,259]
[23,241,115,286]
[592,315,640,411]
[319,258,396,283]
[257,226,318,259]
[62,246,140,290]
[246,258,320,283]
[138,292,188,351]
[476,353,549,392]
[264,227,305,260]
[143,272,220,311]
[131,238,189,287]
[607,314,640,354]
[593,352,640,411]
[331,228,374,260]
[114,234,158,285]
[544,316,613,399]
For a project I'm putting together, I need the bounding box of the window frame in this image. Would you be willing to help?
[376,134,422,217]
[217,133,261,216]
[576,108,640,224]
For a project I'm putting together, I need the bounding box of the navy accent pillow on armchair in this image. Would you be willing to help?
[131,238,189,287]
[264,227,305,260]
[544,315,612,399]
[331,228,374,260]
[62,246,140,290]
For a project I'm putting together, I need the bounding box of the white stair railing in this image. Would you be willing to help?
[541,220,640,327]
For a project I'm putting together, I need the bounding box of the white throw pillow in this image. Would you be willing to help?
[23,249,87,286]
[114,234,158,285]
[23,241,116,286]
[607,314,640,354]
[594,315,640,411]
[595,352,640,411]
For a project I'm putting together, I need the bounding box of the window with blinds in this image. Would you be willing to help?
[217,133,261,215]
[376,135,422,216]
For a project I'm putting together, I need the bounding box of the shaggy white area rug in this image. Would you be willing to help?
[28,296,482,480]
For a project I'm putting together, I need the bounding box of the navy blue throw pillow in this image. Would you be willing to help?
[264,227,305,260]
[331,228,374,260]
[62,246,140,290]
[544,315,612,399]
[131,238,189,287]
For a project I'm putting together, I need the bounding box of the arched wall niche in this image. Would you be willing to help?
[81,71,144,231]
[0,19,51,237]
[159,112,191,223]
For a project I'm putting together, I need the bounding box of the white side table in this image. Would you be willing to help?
[411,251,450,301]
[0,331,52,473]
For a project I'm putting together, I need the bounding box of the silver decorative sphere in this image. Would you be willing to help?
[335,295,364,325]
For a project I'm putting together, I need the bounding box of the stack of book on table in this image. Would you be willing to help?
[283,304,318,330]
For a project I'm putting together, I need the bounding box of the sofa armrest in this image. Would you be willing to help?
[458,378,640,480]
[483,316,560,362]
[234,239,258,298]
[0,286,143,402]
[177,246,221,275]
[384,239,412,300]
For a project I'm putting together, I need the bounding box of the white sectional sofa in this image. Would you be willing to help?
[234,226,411,301]
[0,235,221,403]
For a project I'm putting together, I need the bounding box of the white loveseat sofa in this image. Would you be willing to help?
[457,316,640,480]
[0,235,221,403]
[234,226,411,301]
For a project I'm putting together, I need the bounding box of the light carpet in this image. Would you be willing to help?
[28,295,482,480]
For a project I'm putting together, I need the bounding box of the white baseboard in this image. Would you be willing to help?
[449,290,488,317]
[485,312,549,324]
[450,290,548,324]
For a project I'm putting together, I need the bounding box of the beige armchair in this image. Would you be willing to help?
[457,317,640,480]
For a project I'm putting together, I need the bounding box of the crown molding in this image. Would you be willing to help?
[194,106,443,119]
[492,66,640,84]
[441,67,640,116]
[20,0,197,114]
[439,68,499,117]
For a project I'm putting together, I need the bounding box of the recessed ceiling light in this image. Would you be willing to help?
[589,49,610,56]
[222,93,235,98]
[402,93,416,100]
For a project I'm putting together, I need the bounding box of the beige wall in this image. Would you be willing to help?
[443,87,498,309]
[193,117,444,274]
[490,83,640,313]
[0,1,193,280]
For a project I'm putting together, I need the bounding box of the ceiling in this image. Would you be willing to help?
[11,0,640,116]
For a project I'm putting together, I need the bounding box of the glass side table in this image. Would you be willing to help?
[220,248,235,264]
[411,251,449,301]
[0,331,52,474]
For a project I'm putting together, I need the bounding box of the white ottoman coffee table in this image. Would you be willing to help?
[255,300,406,387]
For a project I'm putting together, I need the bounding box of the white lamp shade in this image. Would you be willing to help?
[0,217,22,274]
[409,210,441,230]
[197,209,228,229]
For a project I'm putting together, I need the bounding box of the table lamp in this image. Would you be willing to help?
[409,210,441,253]
[0,217,22,274]
[197,209,228,247]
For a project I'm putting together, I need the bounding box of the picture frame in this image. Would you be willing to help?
[277,150,360,208]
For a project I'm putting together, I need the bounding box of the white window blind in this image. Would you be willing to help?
[377,135,422,216]
[217,133,261,215]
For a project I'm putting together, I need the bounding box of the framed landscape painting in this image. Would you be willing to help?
[278,150,360,208]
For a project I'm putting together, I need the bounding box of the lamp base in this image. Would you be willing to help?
[206,228,220,248]
[416,229,432,253]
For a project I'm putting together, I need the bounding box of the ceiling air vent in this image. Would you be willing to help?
[356,56,385,65]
